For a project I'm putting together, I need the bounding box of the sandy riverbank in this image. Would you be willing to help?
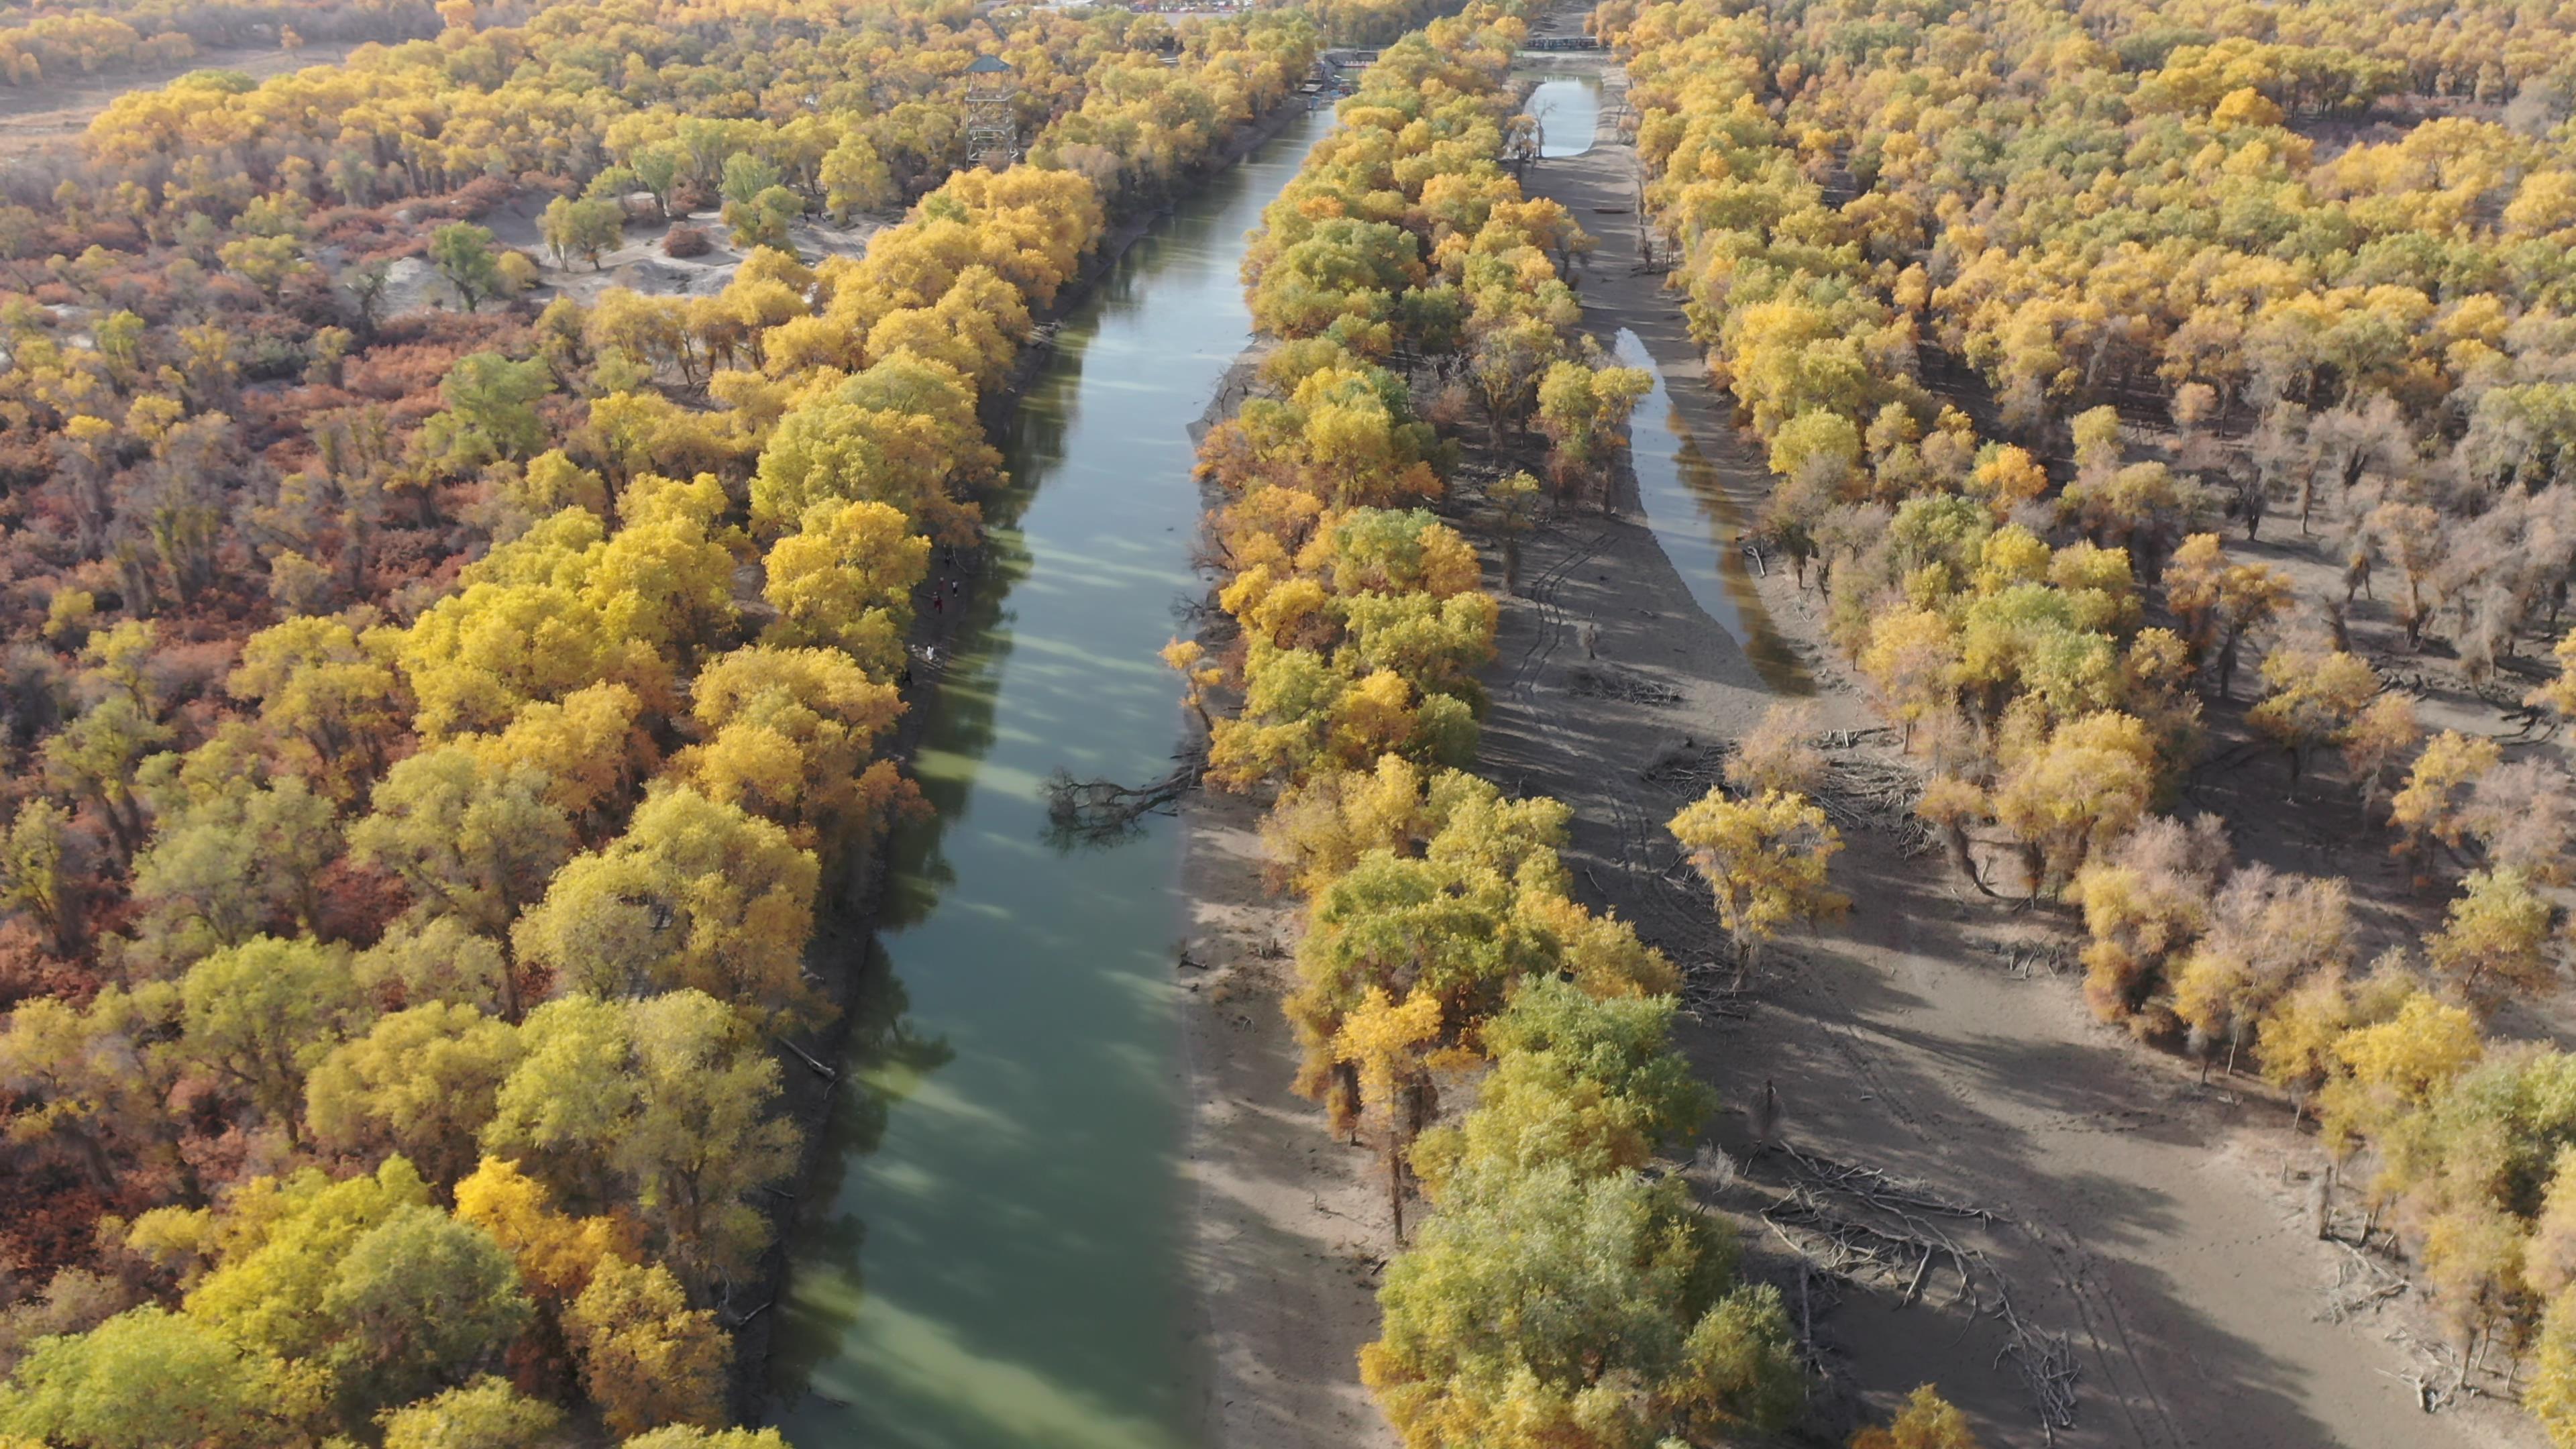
[1171,325,1403,1449]
[1502,58,2540,1449]
[1174,789,1399,1449]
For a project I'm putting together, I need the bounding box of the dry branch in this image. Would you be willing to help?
[1758,1146,2073,1438]
[1993,1289,2082,1441]
[2325,1238,2412,1322]
[1778,1142,2003,1224]
[1813,755,1938,857]
[1984,939,2076,978]
[1042,749,1206,846]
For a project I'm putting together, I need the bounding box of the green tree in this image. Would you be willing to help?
[1362,1163,1799,1449]
[718,151,782,207]
[0,983,186,1193]
[1287,798,1674,1138]
[627,142,684,219]
[350,748,577,1022]
[2249,648,2380,789]
[2427,867,2558,1012]
[820,134,894,219]
[1532,360,1651,498]
[484,992,798,1291]
[307,1004,525,1189]
[178,935,367,1146]
[217,234,312,302]
[229,615,401,796]
[1251,217,1423,343]
[128,779,339,970]
[0,798,77,953]
[724,186,803,252]
[512,788,820,1029]
[1411,979,1713,1191]
[182,1159,433,1363]
[316,1207,530,1423]
[429,223,505,313]
[356,918,514,1016]
[421,353,554,470]
[539,195,625,270]
[748,385,979,543]
[379,1376,561,1449]
[0,1307,297,1449]
[42,692,170,863]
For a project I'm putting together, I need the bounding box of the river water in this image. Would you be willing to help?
[1614,327,1813,694]
[1525,73,1600,158]
[767,108,1336,1449]
[1523,74,1807,692]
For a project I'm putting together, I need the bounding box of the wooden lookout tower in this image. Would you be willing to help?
[965,54,1019,170]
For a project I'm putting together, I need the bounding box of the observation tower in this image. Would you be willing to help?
[965,54,1020,170]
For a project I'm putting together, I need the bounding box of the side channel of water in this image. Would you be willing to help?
[1524,74,1807,693]
[767,107,1336,1449]
[1524,72,1600,158]
[1613,328,1813,694]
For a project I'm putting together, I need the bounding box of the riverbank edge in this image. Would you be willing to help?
[731,87,1338,1425]
[1171,328,1407,1449]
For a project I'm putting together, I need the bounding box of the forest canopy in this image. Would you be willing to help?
[0,0,1362,1440]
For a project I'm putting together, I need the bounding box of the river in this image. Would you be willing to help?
[1524,72,1599,158]
[764,108,1336,1449]
[1522,73,1807,693]
[1614,327,1813,694]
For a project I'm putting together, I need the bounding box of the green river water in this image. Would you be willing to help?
[765,108,1337,1449]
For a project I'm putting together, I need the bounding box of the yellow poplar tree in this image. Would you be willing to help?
[1667,788,1848,962]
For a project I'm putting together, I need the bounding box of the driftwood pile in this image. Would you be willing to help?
[1637,730,1939,858]
[1811,735,1940,859]
[1758,1142,2081,1442]
[1674,955,1754,1020]
[1567,664,1686,705]
[1982,938,2076,979]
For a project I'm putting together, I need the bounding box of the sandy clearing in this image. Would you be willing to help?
[375,190,889,317]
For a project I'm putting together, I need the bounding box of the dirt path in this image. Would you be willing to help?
[1177,789,1397,1449]
[1490,60,2538,1449]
